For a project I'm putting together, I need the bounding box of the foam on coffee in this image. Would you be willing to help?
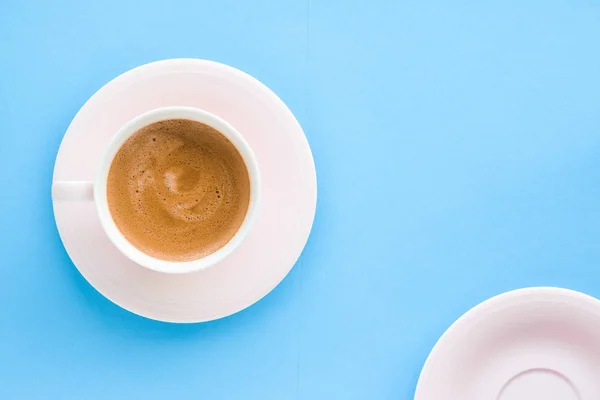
[107,119,250,262]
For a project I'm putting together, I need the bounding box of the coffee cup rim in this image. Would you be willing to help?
[94,106,261,274]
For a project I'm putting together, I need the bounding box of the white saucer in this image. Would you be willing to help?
[52,59,317,323]
[415,287,600,400]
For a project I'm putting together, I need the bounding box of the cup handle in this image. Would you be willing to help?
[52,181,94,202]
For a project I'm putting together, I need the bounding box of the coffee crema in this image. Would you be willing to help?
[106,119,250,262]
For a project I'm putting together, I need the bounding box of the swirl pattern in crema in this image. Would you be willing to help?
[107,119,250,261]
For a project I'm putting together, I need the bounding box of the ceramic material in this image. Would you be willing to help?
[53,106,262,274]
[52,59,317,322]
[415,287,600,400]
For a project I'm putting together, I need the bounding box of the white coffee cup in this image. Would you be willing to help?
[52,106,261,274]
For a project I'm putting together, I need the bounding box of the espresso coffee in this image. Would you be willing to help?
[106,119,251,262]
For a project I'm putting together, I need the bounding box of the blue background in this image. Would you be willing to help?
[2,0,600,398]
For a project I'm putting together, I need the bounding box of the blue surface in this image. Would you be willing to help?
[2,0,600,398]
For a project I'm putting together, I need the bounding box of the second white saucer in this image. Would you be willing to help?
[415,287,600,400]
